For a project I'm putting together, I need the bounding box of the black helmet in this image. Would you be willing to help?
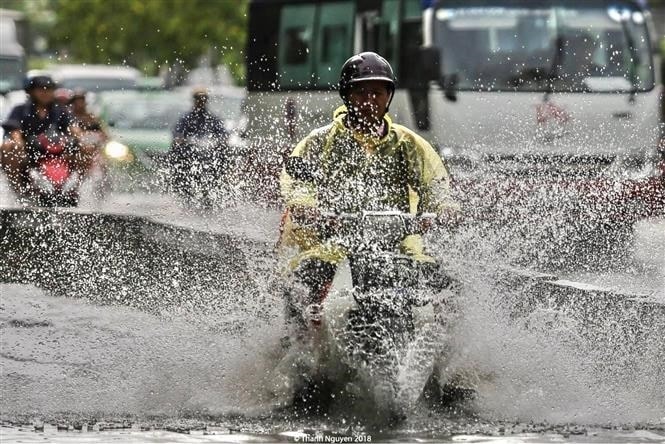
[24,75,56,92]
[339,52,395,110]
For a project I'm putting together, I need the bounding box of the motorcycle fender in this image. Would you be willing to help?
[322,289,356,334]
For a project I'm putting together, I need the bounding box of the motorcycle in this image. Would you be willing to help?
[169,133,229,209]
[273,158,466,420]
[25,127,81,207]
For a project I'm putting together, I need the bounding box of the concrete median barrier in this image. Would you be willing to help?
[0,208,268,321]
[1,207,661,341]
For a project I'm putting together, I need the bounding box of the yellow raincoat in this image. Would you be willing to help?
[279,106,458,270]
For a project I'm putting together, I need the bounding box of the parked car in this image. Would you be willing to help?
[46,64,141,92]
[137,76,165,91]
[95,89,187,172]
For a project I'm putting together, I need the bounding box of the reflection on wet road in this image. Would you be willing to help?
[70,189,665,301]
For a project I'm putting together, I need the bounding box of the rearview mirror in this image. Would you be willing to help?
[402,47,441,89]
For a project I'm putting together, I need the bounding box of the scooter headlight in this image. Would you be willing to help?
[104,140,130,160]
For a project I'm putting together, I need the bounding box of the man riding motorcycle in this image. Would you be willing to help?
[169,87,230,204]
[278,52,460,334]
[1,75,83,200]
[171,87,228,148]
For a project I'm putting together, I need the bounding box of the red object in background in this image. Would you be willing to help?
[40,158,71,186]
[37,133,65,155]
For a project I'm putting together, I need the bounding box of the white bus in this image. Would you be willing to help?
[245,0,664,258]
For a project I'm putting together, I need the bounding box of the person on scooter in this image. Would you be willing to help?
[70,89,105,134]
[170,86,228,162]
[54,87,73,108]
[169,87,229,196]
[278,52,460,333]
[1,75,82,198]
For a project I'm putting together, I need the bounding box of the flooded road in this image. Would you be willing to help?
[77,190,665,301]
[565,218,665,302]
[1,183,664,442]
[2,282,664,442]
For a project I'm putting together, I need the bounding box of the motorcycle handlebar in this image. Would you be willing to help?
[310,210,439,237]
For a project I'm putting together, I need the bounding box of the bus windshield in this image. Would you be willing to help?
[434,2,654,92]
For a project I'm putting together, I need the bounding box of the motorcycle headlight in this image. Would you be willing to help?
[104,140,130,160]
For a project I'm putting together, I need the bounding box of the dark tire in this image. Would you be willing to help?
[291,377,336,416]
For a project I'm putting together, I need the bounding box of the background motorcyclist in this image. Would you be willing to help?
[0,75,82,198]
[170,86,228,162]
[169,86,230,203]
[69,88,105,134]
[278,52,460,332]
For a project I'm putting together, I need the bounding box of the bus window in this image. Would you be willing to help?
[403,0,421,20]
[315,1,355,87]
[378,0,422,78]
[279,4,316,87]
[378,0,400,76]
[285,28,309,65]
[434,4,654,92]
[270,0,421,89]
[321,25,348,63]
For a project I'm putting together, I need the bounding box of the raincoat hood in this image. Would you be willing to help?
[278,106,459,268]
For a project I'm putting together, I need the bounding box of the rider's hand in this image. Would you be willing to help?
[418,214,437,233]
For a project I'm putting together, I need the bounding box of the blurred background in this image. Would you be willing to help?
[1,0,664,198]
[0,0,247,85]
[1,1,665,438]
[1,0,251,200]
[3,0,663,89]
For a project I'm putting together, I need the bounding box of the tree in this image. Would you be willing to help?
[49,0,247,83]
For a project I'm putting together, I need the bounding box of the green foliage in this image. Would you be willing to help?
[28,57,51,70]
[0,0,26,9]
[49,0,247,83]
